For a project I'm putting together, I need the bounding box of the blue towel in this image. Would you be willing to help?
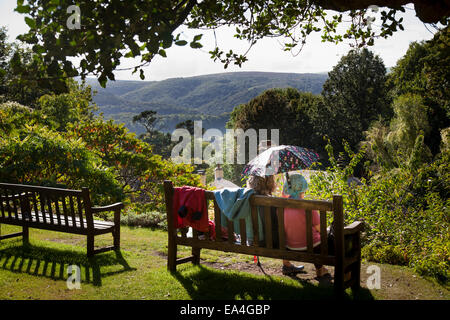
[213,187,264,241]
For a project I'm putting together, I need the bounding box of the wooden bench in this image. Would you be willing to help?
[0,183,123,257]
[163,180,364,293]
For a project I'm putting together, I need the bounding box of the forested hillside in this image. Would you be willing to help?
[86,72,328,134]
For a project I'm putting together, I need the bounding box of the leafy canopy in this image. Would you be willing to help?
[15,0,419,87]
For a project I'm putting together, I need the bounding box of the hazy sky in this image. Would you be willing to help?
[0,0,437,82]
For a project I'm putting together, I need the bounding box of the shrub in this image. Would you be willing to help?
[0,124,124,204]
[120,210,167,229]
[307,141,449,283]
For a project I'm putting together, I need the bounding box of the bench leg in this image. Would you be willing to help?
[192,247,201,265]
[351,234,362,291]
[113,225,120,250]
[334,265,344,295]
[167,234,177,273]
[351,260,361,291]
[22,226,29,245]
[87,234,95,257]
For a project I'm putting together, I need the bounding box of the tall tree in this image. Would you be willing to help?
[321,48,391,152]
[388,26,450,155]
[229,87,326,158]
[133,110,161,136]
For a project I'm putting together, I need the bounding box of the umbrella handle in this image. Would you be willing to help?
[285,172,291,188]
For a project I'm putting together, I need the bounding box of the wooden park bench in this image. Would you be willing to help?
[163,180,364,293]
[0,183,123,257]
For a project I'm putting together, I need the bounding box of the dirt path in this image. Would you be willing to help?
[201,258,449,300]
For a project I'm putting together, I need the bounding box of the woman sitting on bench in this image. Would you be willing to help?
[282,173,331,278]
[246,174,306,276]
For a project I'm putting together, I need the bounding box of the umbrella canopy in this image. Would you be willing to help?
[242,145,319,177]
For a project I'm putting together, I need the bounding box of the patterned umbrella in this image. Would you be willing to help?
[242,145,319,178]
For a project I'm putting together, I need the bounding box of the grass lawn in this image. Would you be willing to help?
[0,224,448,300]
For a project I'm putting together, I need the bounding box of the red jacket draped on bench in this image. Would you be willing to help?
[172,186,209,232]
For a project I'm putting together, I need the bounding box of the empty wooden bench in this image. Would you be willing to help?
[163,180,364,293]
[0,183,123,257]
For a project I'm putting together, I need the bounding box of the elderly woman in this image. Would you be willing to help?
[282,173,330,278]
[247,174,305,276]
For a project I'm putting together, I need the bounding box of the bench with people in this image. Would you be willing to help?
[163,171,364,293]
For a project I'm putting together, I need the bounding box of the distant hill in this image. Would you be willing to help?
[86,71,328,134]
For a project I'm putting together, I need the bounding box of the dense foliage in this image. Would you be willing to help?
[307,142,449,282]
[0,81,201,214]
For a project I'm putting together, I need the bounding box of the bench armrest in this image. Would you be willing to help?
[91,202,124,213]
[343,221,364,235]
[91,202,123,226]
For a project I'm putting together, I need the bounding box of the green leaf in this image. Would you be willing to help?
[15,5,31,14]
[24,17,36,29]
[175,40,188,46]
[190,42,203,49]
[98,75,107,88]
[158,49,167,58]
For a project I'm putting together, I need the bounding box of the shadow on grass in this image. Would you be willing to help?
[172,265,374,300]
[0,242,135,286]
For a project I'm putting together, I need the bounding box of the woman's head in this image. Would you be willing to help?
[282,173,308,199]
[247,175,276,195]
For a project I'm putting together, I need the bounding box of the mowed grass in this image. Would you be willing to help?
[0,224,447,300]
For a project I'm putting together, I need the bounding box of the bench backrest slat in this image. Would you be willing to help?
[239,219,246,245]
[213,199,223,242]
[31,192,39,223]
[227,219,234,244]
[46,193,55,225]
[276,207,286,250]
[61,196,70,227]
[264,206,273,249]
[12,192,19,219]
[0,189,5,219]
[305,209,313,253]
[69,196,77,227]
[320,210,328,255]
[2,189,12,219]
[250,205,259,247]
[54,195,62,225]
[77,196,84,229]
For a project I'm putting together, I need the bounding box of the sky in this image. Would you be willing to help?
[0,0,437,82]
